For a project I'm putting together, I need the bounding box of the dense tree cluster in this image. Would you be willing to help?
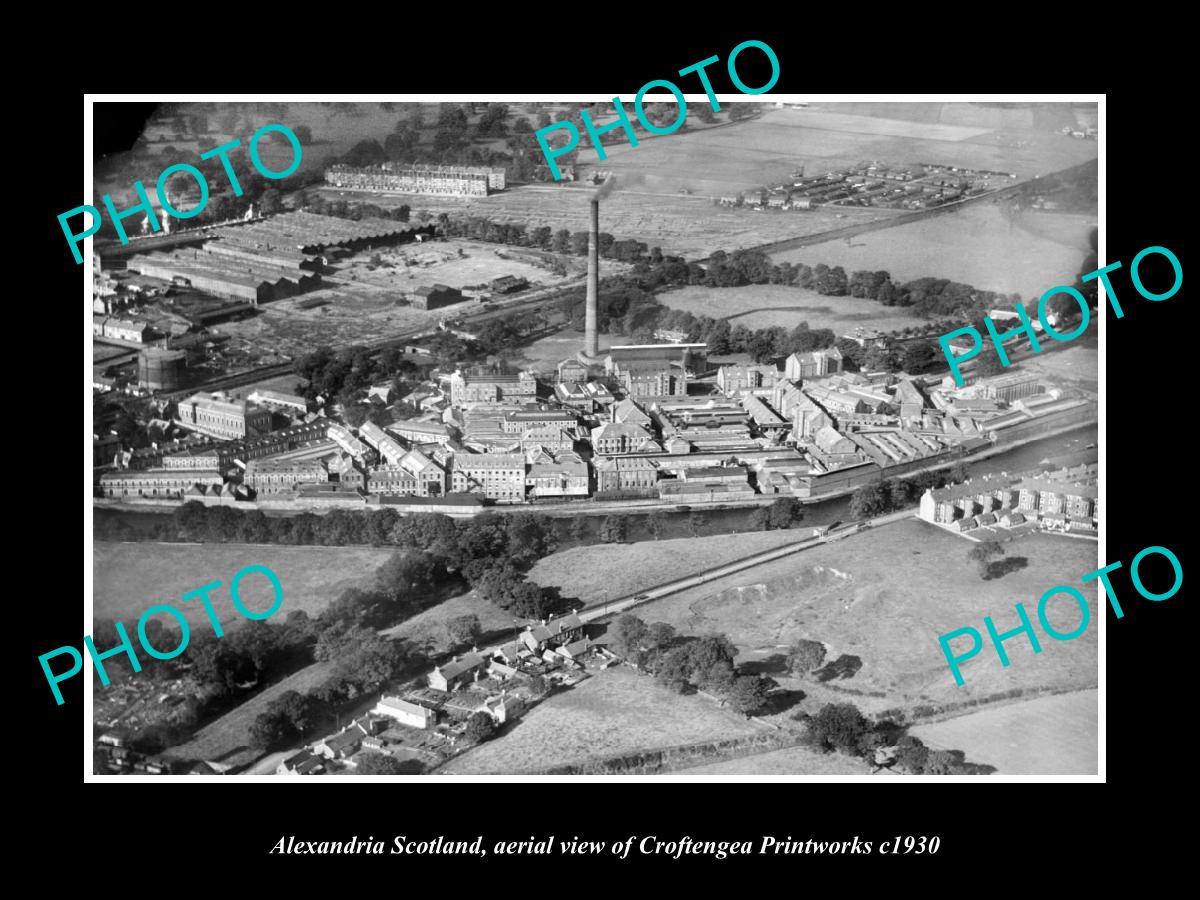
[797,703,994,775]
[848,462,970,520]
[293,344,426,406]
[607,616,773,716]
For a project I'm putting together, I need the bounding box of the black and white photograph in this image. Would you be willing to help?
[78,94,1107,782]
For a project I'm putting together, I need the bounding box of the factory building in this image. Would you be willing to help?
[606,344,707,399]
[409,284,465,310]
[449,369,537,406]
[450,452,526,502]
[326,163,506,196]
[177,392,272,440]
[98,468,224,499]
[244,459,328,496]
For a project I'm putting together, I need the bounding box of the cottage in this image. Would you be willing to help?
[373,695,438,730]
[428,651,488,691]
[277,750,325,776]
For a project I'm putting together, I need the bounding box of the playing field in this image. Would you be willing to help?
[657,284,930,333]
[911,689,1097,775]
[92,541,396,628]
[439,666,760,774]
[623,518,1099,708]
[770,205,1097,299]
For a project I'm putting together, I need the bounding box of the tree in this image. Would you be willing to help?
[645,511,667,540]
[767,497,802,529]
[599,515,629,544]
[293,124,313,144]
[465,711,497,742]
[806,703,870,754]
[447,614,482,647]
[967,541,1005,579]
[724,674,771,715]
[528,674,548,695]
[787,639,827,675]
[849,482,891,520]
[686,512,707,537]
[354,751,408,775]
[973,348,1008,377]
[609,614,648,656]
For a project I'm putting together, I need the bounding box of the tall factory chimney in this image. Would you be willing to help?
[584,197,600,359]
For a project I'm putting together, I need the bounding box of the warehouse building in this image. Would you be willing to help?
[326,163,507,196]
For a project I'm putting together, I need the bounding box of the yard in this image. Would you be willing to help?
[438,666,760,774]
[911,688,1097,775]
[656,283,930,333]
[92,541,396,628]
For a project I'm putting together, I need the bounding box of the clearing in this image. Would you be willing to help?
[911,689,1097,775]
[439,666,760,774]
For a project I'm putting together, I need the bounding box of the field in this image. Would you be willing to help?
[528,528,830,608]
[440,666,760,774]
[92,542,395,627]
[911,689,1097,775]
[380,589,518,653]
[771,205,1097,299]
[657,283,929,333]
[622,518,1099,710]
[164,659,336,770]
[320,181,884,260]
[1012,332,1099,393]
[577,106,1097,195]
[674,744,871,777]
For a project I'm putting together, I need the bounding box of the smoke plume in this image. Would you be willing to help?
[594,174,617,201]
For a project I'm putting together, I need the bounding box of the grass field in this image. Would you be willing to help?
[770,205,1097,299]
[439,666,760,774]
[381,589,518,653]
[623,518,1099,709]
[657,284,929,333]
[92,542,395,628]
[528,529,826,608]
[673,744,871,776]
[911,689,1097,775]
